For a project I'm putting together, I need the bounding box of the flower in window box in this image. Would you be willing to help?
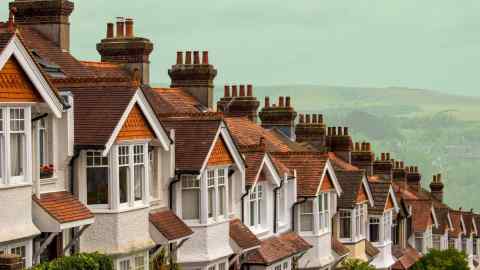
[40,164,54,179]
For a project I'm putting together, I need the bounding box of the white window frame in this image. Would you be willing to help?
[250,183,264,229]
[116,142,149,208]
[0,240,32,268]
[339,209,352,240]
[86,150,110,208]
[383,210,392,243]
[319,192,330,233]
[206,166,229,222]
[369,216,381,243]
[117,252,148,270]
[181,174,201,221]
[300,200,314,233]
[272,259,290,270]
[0,106,32,187]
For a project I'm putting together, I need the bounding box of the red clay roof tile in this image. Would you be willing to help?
[229,219,261,250]
[149,209,193,241]
[33,192,93,224]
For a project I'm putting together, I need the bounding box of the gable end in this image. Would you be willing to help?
[0,57,42,102]
[116,104,154,142]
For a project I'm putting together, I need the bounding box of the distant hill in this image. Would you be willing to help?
[212,85,480,210]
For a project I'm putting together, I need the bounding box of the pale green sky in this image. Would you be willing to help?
[3,0,480,96]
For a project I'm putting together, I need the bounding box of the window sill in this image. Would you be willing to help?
[184,218,230,228]
[0,182,32,190]
[89,204,149,214]
[40,176,57,185]
[250,226,270,237]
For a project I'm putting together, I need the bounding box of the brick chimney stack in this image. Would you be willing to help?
[10,0,74,51]
[372,152,394,180]
[351,142,375,176]
[217,84,260,122]
[406,166,422,191]
[392,160,407,182]
[169,51,217,109]
[430,173,444,202]
[326,126,353,163]
[295,113,327,151]
[97,18,154,85]
[259,96,297,140]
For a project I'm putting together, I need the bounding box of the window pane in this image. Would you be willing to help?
[258,198,262,225]
[300,201,313,232]
[10,246,26,268]
[208,187,215,218]
[87,167,109,205]
[182,189,199,219]
[119,166,129,204]
[250,201,256,226]
[134,165,144,201]
[218,263,226,270]
[10,133,24,177]
[135,256,145,270]
[340,211,352,238]
[120,259,130,270]
[0,135,3,183]
[219,185,225,216]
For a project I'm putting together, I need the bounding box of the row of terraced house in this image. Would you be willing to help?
[0,1,479,270]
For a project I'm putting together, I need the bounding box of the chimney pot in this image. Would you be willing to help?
[381,153,386,161]
[299,114,305,123]
[312,114,317,124]
[437,173,441,182]
[355,142,360,151]
[247,84,253,96]
[176,51,184,65]
[116,17,125,38]
[125,18,134,37]
[400,161,404,168]
[433,174,437,183]
[415,166,419,173]
[286,96,291,107]
[279,96,285,107]
[232,85,238,97]
[306,114,311,124]
[319,114,324,123]
[202,51,209,64]
[107,23,114,38]
[337,127,343,136]
[193,51,200,65]
[185,51,192,64]
[386,153,390,160]
[239,85,246,97]
[367,143,371,151]
[332,127,337,136]
[224,85,230,97]
[344,127,349,136]
[265,97,270,108]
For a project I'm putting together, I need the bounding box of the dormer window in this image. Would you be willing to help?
[117,144,147,206]
[339,204,367,241]
[0,107,31,186]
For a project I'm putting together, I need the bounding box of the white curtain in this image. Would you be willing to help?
[10,133,23,177]
[182,189,200,219]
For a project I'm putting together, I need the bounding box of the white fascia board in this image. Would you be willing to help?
[388,186,400,213]
[102,89,171,156]
[264,153,281,187]
[0,36,63,117]
[361,174,375,207]
[317,160,342,196]
[431,206,439,229]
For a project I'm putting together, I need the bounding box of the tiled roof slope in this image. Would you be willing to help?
[0,31,13,53]
[433,207,450,234]
[405,199,433,233]
[369,180,392,215]
[244,151,266,186]
[392,245,422,270]
[271,152,328,197]
[33,192,93,223]
[224,117,307,152]
[332,237,350,256]
[335,170,366,209]
[449,211,464,237]
[80,61,131,79]
[245,232,311,265]
[144,87,208,115]
[365,240,380,257]
[229,219,261,250]
[461,211,475,236]
[161,117,221,172]
[18,26,97,79]
[149,209,193,241]
[327,152,359,171]
[62,83,137,147]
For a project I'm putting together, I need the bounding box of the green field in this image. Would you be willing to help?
[214,85,480,210]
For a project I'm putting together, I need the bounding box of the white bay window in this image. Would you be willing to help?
[182,175,200,220]
[86,151,109,206]
[339,204,367,242]
[319,192,330,233]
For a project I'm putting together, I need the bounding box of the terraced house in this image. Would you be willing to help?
[0,1,479,270]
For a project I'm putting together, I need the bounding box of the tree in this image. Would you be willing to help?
[31,252,113,270]
[342,258,375,270]
[412,249,469,270]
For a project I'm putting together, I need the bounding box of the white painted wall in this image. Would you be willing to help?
[0,185,40,243]
[177,220,233,265]
[80,207,155,255]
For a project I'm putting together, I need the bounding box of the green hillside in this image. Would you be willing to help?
[214,85,480,210]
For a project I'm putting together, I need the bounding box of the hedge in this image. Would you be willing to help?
[31,252,113,270]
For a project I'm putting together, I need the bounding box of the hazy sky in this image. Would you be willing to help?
[3,0,480,96]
